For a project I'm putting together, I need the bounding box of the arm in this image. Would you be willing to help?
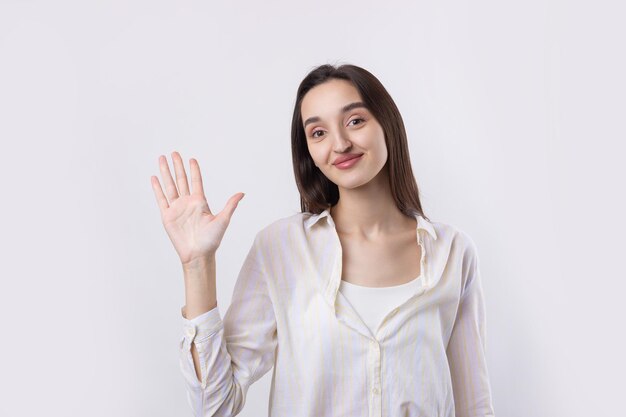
[446,235,495,417]
[179,233,278,416]
[181,255,218,382]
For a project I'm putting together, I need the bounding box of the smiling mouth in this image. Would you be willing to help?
[334,154,363,169]
[333,154,364,165]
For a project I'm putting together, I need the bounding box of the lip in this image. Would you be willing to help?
[333,153,363,169]
[333,153,364,165]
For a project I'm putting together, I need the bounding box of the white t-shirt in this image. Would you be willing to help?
[338,274,425,336]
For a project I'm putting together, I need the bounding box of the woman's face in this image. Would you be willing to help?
[301,78,388,190]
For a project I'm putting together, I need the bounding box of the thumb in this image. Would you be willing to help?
[218,192,245,223]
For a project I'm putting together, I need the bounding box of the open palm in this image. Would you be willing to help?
[150,151,245,265]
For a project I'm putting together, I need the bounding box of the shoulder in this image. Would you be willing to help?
[427,219,482,292]
[427,218,480,260]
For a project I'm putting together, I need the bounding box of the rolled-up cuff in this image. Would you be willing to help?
[180,304,222,342]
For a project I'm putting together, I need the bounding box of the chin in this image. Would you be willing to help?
[332,176,375,189]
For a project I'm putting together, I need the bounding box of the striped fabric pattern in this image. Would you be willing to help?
[179,208,495,417]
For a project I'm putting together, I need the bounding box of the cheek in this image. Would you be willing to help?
[308,145,327,165]
[307,149,322,167]
[379,140,388,157]
[366,130,385,151]
[376,130,387,155]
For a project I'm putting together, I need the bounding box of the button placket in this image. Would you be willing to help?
[368,339,382,416]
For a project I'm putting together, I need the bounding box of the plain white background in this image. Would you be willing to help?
[1,0,624,416]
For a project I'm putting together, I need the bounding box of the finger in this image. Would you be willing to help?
[189,157,211,211]
[189,158,206,199]
[218,192,245,223]
[150,175,169,214]
[172,151,190,196]
[158,154,180,202]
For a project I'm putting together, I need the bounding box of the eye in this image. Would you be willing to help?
[311,129,325,139]
[348,117,365,126]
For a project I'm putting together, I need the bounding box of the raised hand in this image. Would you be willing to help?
[150,151,245,266]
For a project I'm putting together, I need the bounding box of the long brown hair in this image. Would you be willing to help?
[291,63,430,221]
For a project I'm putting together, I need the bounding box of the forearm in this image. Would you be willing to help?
[183,254,218,317]
[182,254,217,381]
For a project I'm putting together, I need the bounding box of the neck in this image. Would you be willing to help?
[329,168,414,238]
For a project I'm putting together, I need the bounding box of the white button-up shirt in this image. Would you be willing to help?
[179,208,495,417]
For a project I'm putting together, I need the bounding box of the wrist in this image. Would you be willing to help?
[182,253,216,272]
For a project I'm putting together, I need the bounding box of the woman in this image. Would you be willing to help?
[151,64,495,416]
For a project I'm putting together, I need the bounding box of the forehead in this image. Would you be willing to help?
[301,79,363,117]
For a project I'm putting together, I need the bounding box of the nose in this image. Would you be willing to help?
[332,129,352,153]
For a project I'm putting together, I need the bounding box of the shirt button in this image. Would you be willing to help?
[185,326,196,338]
[372,387,380,395]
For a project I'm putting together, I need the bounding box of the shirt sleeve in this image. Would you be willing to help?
[179,232,278,416]
[446,234,496,417]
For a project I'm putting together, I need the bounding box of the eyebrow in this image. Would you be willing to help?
[303,101,368,128]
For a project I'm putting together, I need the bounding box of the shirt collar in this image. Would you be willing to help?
[304,207,437,240]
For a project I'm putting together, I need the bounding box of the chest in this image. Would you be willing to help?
[338,230,422,287]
